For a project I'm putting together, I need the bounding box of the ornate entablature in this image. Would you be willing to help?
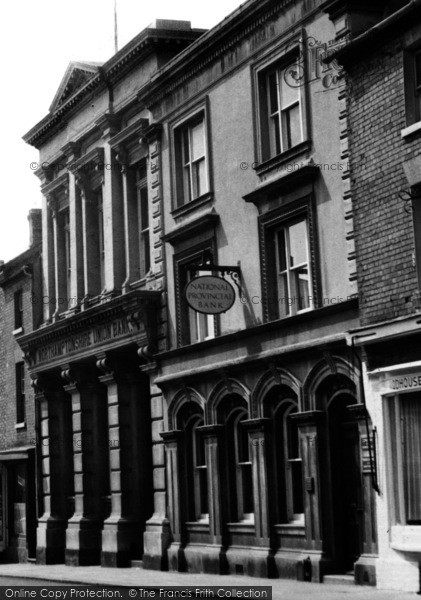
[17,290,161,373]
[141,0,299,116]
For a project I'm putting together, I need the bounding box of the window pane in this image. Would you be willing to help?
[269,115,281,156]
[416,51,421,89]
[291,461,304,514]
[268,72,279,114]
[182,129,190,165]
[289,221,308,266]
[401,394,421,523]
[280,65,300,109]
[276,230,287,272]
[183,165,191,202]
[191,121,205,160]
[192,158,207,199]
[295,267,310,310]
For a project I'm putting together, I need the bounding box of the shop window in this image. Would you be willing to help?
[386,393,421,524]
[405,48,421,126]
[14,289,23,330]
[258,54,305,162]
[15,362,26,424]
[174,112,209,207]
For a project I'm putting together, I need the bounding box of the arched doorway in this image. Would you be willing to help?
[327,392,363,573]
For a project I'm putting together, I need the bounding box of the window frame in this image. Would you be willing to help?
[173,241,219,347]
[384,392,421,526]
[404,47,421,126]
[259,196,320,322]
[135,160,151,280]
[14,289,23,330]
[15,362,26,425]
[254,39,309,168]
[170,100,212,212]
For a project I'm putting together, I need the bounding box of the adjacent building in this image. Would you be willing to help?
[18,0,414,589]
[328,0,421,592]
[0,210,42,562]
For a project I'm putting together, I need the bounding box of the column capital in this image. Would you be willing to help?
[61,141,81,162]
[160,430,184,444]
[290,410,325,425]
[242,417,272,433]
[196,424,225,438]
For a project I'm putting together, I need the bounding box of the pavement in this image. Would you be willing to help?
[0,563,416,599]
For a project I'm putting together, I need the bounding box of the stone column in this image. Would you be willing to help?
[97,355,153,567]
[117,149,140,292]
[51,207,67,320]
[160,430,184,572]
[32,375,73,564]
[291,410,326,582]
[62,365,108,566]
[62,142,84,309]
[142,375,171,571]
[97,115,125,295]
[43,197,56,322]
[244,419,271,545]
[199,424,226,574]
[78,176,102,299]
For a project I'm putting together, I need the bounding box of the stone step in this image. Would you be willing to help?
[323,574,355,586]
[131,560,144,569]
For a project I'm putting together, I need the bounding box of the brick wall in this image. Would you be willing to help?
[347,39,421,325]
[0,260,40,451]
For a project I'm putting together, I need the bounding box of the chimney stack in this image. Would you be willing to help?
[28,209,42,247]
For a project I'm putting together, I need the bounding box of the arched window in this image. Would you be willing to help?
[264,389,303,524]
[223,405,254,522]
[178,406,208,522]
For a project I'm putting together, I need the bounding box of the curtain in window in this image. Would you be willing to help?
[402,395,421,523]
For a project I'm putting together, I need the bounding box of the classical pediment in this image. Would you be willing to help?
[49,61,103,112]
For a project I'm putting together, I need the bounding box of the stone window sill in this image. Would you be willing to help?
[13,327,23,336]
[390,525,421,552]
[254,141,312,177]
[401,121,421,140]
[15,422,26,430]
[171,192,214,220]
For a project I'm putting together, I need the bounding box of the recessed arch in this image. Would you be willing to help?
[251,368,302,418]
[167,387,205,430]
[207,378,250,424]
[302,356,361,412]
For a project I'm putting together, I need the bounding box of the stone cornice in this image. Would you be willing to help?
[326,0,421,66]
[140,0,295,109]
[109,118,149,150]
[41,172,69,197]
[18,290,161,370]
[23,29,205,150]
[162,209,219,245]
[68,147,105,174]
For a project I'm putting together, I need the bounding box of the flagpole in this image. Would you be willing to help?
[114,0,119,53]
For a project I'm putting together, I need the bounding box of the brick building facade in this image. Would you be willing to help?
[0,210,42,562]
[326,0,421,592]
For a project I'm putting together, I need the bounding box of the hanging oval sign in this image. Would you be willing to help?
[184,275,236,315]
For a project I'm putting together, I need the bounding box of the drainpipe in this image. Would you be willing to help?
[347,335,380,494]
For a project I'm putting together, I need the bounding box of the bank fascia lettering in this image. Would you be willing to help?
[36,317,140,365]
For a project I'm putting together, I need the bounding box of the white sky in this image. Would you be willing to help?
[0,0,243,262]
